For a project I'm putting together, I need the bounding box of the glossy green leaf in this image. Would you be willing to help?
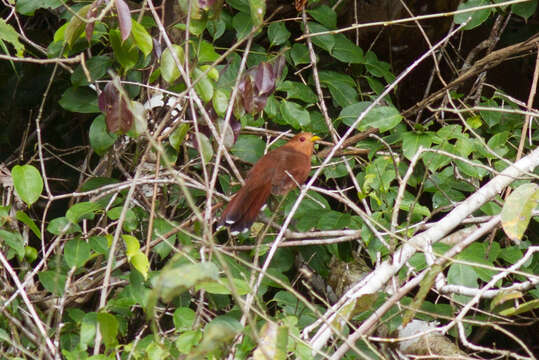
[249,0,265,27]
[107,207,138,232]
[305,22,334,52]
[268,22,290,46]
[0,19,25,56]
[340,102,402,132]
[196,278,251,295]
[454,0,491,30]
[501,183,539,242]
[0,230,25,258]
[277,81,317,104]
[66,201,102,223]
[16,211,41,239]
[11,164,43,206]
[173,307,196,331]
[331,35,364,64]
[160,45,185,83]
[131,19,153,56]
[232,12,253,40]
[280,100,310,129]
[290,43,310,66]
[308,5,337,29]
[64,238,91,268]
[80,313,97,350]
[89,115,118,155]
[193,68,214,103]
[64,5,91,46]
[402,132,433,160]
[169,123,190,150]
[231,135,266,163]
[512,0,537,20]
[71,55,112,86]
[59,87,100,113]
[16,0,62,15]
[97,312,119,349]
[110,29,139,71]
[47,217,82,235]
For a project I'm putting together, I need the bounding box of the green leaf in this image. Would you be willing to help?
[305,22,334,53]
[307,5,337,29]
[71,55,112,86]
[402,132,433,160]
[47,217,82,235]
[198,40,220,63]
[66,202,102,223]
[249,0,266,27]
[16,0,62,15]
[318,71,357,108]
[131,19,153,56]
[512,0,537,20]
[169,123,190,151]
[196,278,251,295]
[64,5,91,46]
[231,135,266,163]
[280,100,310,129]
[107,207,138,232]
[110,29,139,71]
[0,19,25,56]
[175,330,202,354]
[153,262,220,302]
[212,89,229,117]
[89,115,118,155]
[0,230,25,258]
[454,0,491,30]
[11,165,43,206]
[80,313,97,350]
[160,45,185,83]
[39,270,67,296]
[97,312,119,349]
[501,183,539,242]
[340,102,402,132]
[173,307,196,331]
[290,43,310,66]
[196,133,214,163]
[131,252,150,280]
[232,12,253,40]
[331,35,364,64]
[277,81,317,104]
[193,68,214,103]
[15,210,41,240]
[64,238,91,268]
[59,87,100,113]
[268,22,290,46]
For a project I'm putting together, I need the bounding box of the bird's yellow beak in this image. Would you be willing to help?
[311,135,321,142]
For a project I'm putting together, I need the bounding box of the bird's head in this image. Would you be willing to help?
[287,132,321,156]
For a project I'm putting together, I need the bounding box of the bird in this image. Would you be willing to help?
[217,132,320,235]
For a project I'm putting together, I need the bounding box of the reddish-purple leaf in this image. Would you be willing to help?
[115,0,132,42]
[254,62,275,96]
[252,95,268,113]
[230,116,241,142]
[272,55,285,81]
[85,0,103,43]
[239,76,254,114]
[100,82,133,134]
[199,0,216,9]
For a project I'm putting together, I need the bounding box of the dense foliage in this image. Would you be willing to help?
[0,0,538,359]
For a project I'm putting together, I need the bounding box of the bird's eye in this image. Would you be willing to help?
[299,136,305,142]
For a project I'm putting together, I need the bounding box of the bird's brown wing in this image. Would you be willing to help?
[270,148,310,195]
